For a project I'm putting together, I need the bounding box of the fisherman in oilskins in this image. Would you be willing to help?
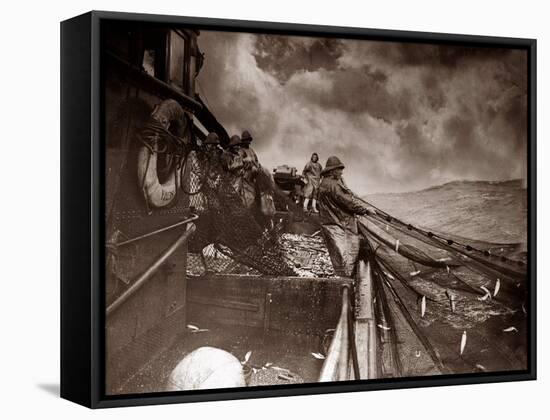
[302,152,322,213]
[318,156,376,277]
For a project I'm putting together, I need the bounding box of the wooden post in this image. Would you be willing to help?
[319,286,350,382]
[354,259,377,379]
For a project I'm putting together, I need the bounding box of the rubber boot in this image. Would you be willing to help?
[303,198,310,212]
[312,199,319,213]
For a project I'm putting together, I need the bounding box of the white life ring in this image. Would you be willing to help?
[137,144,181,208]
[137,99,188,208]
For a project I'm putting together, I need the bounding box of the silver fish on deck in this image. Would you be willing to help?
[480,285,492,297]
[420,295,427,318]
[502,326,518,333]
[242,350,252,364]
[460,331,467,355]
[445,290,457,312]
[494,279,501,297]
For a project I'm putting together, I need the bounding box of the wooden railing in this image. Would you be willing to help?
[319,285,351,382]
[353,259,378,379]
[319,259,378,381]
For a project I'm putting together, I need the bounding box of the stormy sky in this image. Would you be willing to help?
[196,30,527,194]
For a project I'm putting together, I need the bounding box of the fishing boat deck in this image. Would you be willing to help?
[119,326,326,394]
[116,273,351,394]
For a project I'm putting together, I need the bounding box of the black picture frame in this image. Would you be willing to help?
[61,10,537,409]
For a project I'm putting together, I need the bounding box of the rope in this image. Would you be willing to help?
[358,196,526,268]
[139,120,187,156]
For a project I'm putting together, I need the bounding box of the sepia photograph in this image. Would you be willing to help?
[102,19,530,396]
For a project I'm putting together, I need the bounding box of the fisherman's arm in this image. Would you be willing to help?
[231,155,244,171]
[333,184,376,216]
[241,150,257,171]
[244,151,260,178]
[302,162,311,177]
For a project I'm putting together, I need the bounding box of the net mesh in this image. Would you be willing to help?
[181,149,296,276]
[354,199,528,377]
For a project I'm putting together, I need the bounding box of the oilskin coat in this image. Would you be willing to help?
[222,149,246,203]
[204,147,224,190]
[302,158,322,199]
[238,146,260,209]
[318,175,370,277]
[239,146,260,181]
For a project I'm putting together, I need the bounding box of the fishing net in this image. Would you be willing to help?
[355,199,528,377]
[181,148,296,276]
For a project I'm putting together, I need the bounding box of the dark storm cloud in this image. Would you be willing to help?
[366,42,514,69]
[421,73,447,111]
[196,31,528,193]
[253,35,345,83]
[443,114,478,159]
[288,65,413,122]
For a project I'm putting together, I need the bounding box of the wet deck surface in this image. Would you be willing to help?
[118,264,528,394]
[118,297,527,394]
[119,325,326,394]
